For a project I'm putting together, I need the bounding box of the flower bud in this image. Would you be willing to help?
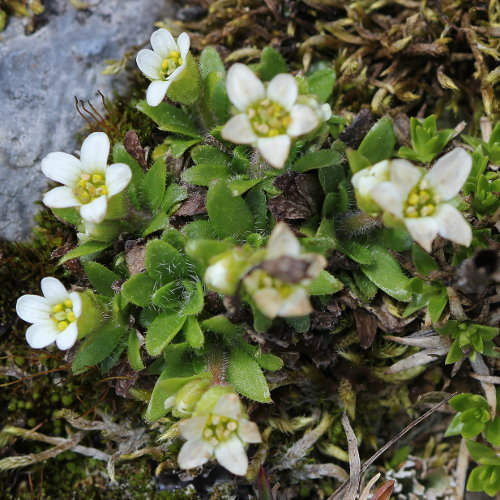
[171,378,212,417]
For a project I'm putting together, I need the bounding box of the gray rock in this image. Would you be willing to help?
[0,0,175,241]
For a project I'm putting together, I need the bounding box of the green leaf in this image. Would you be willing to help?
[444,413,464,437]
[142,212,168,237]
[239,343,283,371]
[161,137,201,158]
[127,329,145,371]
[142,158,166,211]
[112,144,144,209]
[121,273,156,307]
[293,149,343,173]
[256,47,288,81]
[151,281,181,311]
[412,243,439,275]
[191,145,230,166]
[307,68,336,102]
[360,245,411,301]
[72,322,128,374]
[347,149,371,174]
[162,183,188,214]
[357,117,396,164]
[181,164,230,186]
[246,186,268,232]
[226,177,262,196]
[165,53,201,105]
[84,262,119,297]
[485,418,500,446]
[467,465,500,496]
[226,347,272,402]
[310,270,344,295]
[285,316,310,333]
[52,207,80,225]
[338,240,374,265]
[183,316,205,349]
[145,312,187,356]
[145,239,188,283]
[450,393,489,412]
[59,241,111,264]
[201,315,244,340]
[445,340,463,364]
[466,440,500,465]
[179,280,204,316]
[428,286,448,323]
[206,181,254,239]
[199,46,225,78]
[137,100,201,138]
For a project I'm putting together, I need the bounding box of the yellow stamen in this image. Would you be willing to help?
[64,299,73,308]
[67,312,76,322]
[57,321,69,331]
[52,304,63,313]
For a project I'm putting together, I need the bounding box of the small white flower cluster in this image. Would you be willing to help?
[205,223,326,318]
[351,148,473,252]
[16,277,81,350]
[136,29,191,107]
[135,30,330,169]
[41,132,132,224]
[222,64,332,168]
[177,392,261,476]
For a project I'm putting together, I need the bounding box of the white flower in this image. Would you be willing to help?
[178,393,261,476]
[370,148,473,252]
[16,277,82,350]
[204,248,252,295]
[351,160,391,214]
[222,64,331,169]
[136,29,190,107]
[41,132,132,224]
[244,223,327,318]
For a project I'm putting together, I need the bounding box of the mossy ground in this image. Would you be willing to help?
[1,0,498,498]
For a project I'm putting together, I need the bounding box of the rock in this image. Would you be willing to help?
[0,0,175,241]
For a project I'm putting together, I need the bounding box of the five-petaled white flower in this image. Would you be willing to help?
[41,132,132,224]
[178,393,261,476]
[16,277,82,350]
[370,148,473,252]
[222,64,331,169]
[136,29,190,107]
[244,223,327,318]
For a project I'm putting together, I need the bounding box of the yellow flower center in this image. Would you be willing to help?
[161,50,183,78]
[404,181,437,218]
[203,415,238,446]
[248,99,291,138]
[74,173,107,204]
[50,299,76,331]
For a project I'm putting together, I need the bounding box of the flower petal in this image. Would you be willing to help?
[435,203,472,248]
[266,74,297,110]
[105,163,132,197]
[213,394,241,420]
[136,49,163,80]
[178,439,212,469]
[41,277,69,303]
[16,295,51,323]
[146,80,171,107]
[26,321,58,349]
[278,288,312,317]
[226,64,265,111]
[179,416,208,440]
[214,436,248,476]
[257,135,291,169]
[390,159,422,198]
[425,148,472,201]
[320,103,332,121]
[251,288,282,319]
[287,104,320,137]
[177,32,190,59]
[43,186,81,208]
[266,222,301,259]
[41,152,81,186]
[69,292,82,318]
[221,114,257,144]
[370,182,404,218]
[80,132,110,171]
[166,63,186,82]
[238,420,262,444]
[404,217,439,253]
[151,28,177,58]
[79,195,108,224]
[55,322,78,350]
